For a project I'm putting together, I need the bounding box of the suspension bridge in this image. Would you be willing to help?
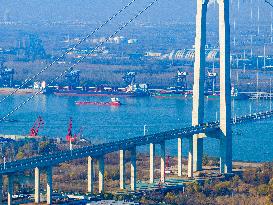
[0,0,272,204]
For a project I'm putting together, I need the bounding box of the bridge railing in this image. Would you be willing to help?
[0,110,272,174]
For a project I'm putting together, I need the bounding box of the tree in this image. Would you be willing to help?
[16,151,24,159]
[164,192,177,204]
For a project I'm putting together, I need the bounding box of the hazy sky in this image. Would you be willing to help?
[0,0,272,25]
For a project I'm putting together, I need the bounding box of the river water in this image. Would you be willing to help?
[0,94,272,162]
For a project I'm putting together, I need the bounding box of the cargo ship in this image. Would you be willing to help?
[151,89,191,98]
[75,98,121,106]
[151,70,190,98]
[53,86,149,97]
[45,71,150,97]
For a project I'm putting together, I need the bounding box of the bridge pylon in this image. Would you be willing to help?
[191,0,232,176]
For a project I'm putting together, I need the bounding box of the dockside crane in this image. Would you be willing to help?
[29,116,44,137]
[66,117,83,143]
[205,71,217,94]
[122,72,136,86]
[66,117,75,143]
[65,68,81,88]
[0,62,15,87]
[175,70,188,91]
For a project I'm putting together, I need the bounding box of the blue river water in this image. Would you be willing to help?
[0,94,272,162]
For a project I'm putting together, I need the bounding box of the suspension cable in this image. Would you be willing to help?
[265,0,273,8]
[0,0,138,105]
[0,0,160,122]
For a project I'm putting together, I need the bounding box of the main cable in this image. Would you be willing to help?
[265,0,273,8]
[0,0,137,105]
[0,0,160,122]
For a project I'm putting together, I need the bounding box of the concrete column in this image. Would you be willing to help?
[187,137,193,178]
[178,137,182,177]
[98,156,105,193]
[130,147,136,191]
[149,143,155,184]
[0,175,3,204]
[7,174,13,205]
[192,0,208,172]
[219,0,232,174]
[193,136,203,171]
[160,141,165,183]
[46,167,53,205]
[87,156,94,194]
[119,150,125,190]
[35,167,40,203]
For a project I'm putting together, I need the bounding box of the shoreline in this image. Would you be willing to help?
[0,88,41,95]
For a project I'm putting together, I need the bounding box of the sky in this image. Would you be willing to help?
[0,0,272,25]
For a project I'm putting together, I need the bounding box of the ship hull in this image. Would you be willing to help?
[53,90,149,97]
[75,101,121,106]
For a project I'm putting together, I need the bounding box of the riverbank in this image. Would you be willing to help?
[0,88,40,95]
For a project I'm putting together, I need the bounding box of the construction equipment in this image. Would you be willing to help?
[29,116,44,137]
[65,68,81,88]
[0,62,14,87]
[205,71,217,94]
[175,70,188,91]
[25,34,47,61]
[66,117,83,143]
[122,72,136,86]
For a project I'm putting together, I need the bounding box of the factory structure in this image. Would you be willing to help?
[169,45,219,62]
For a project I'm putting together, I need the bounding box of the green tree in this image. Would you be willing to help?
[16,151,24,159]
[164,192,177,204]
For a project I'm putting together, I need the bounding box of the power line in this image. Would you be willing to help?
[0,0,138,105]
[0,0,160,122]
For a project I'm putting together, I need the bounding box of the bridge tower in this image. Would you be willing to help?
[190,0,232,177]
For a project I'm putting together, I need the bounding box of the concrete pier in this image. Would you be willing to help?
[46,167,52,205]
[88,156,94,194]
[8,174,13,205]
[193,135,203,171]
[98,156,105,193]
[35,167,40,203]
[219,0,232,174]
[119,150,125,190]
[130,147,136,191]
[177,137,182,177]
[149,143,155,184]
[192,0,208,172]
[188,137,193,178]
[160,141,165,183]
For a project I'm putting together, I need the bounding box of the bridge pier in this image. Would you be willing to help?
[149,143,155,184]
[46,167,53,205]
[160,141,165,183]
[34,167,40,203]
[98,156,105,193]
[177,137,182,177]
[0,175,2,204]
[192,0,208,173]
[219,0,232,174]
[187,137,193,178]
[7,174,13,205]
[130,147,136,191]
[88,156,94,194]
[193,136,203,171]
[119,150,125,190]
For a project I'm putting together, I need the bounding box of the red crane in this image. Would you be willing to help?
[66,117,84,143]
[29,116,44,137]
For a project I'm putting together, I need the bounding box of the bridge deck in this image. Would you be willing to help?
[0,110,272,174]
